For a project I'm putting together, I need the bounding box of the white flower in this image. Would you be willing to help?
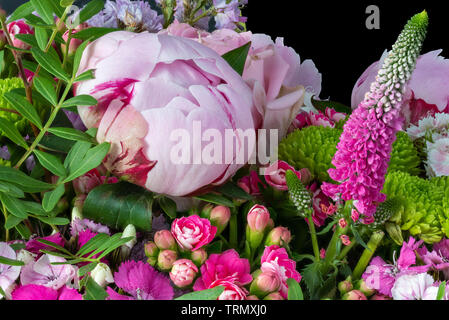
[90,263,114,288]
[0,242,21,299]
[391,273,435,300]
[121,224,137,250]
[426,138,449,177]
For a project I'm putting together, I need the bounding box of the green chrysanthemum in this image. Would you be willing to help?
[382,171,445,244]
[278,126,422,182]
[0,78,28,138]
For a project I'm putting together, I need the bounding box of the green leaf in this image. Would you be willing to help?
[64,141,92,169]
[48,127,94,144]
[3,91,43,129]
[6,2,35,23]
[0,181,25,198]
[39,135,76,153]
[63,142,110,182]
[36,216,70,225]
[175,286,224,300]
[437,281,446,300]
[62,95,98,108]
[217,182,252,200]
[0,255,25,267]
[21,201,47,216]
[72,27,117,41]
[73,40,91,75]
[0,166,53,193]
[221,41,251,76]
[79,0,105,23]
[301,261,324,298]
[316,220,339,236]
[15,223,31,239]
[194,193,235,208]
[5,215,24,230]
[35,27,49,51]
[0,118,28,149]
[75,69,95,82]
[287,278,304,300]
[351,224,371,252]
[83,276,108,300]
[60,0,74,7]
[36,238,73,256]
[76,233,109,257]
[30,0,55,25]
[48,0,64,17]
[14,34,39,48]
[34,76,57,106]
[207,241,223,255]
[78,263,97,277]
[83,182,153,231]
[42,184,66,212]
[31,47,70,82]
[0,194,28,219]
[311,97,352,115]
[34,150,66,177]
[159,197,177,219]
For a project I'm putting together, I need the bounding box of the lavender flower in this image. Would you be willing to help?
[213,0,247,29]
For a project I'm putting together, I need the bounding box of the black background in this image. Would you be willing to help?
[1,0,448,104]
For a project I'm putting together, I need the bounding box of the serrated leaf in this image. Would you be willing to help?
[175,286,224,300]
[159,196,177,219]
[63,142,110,182]
[0,194,28,219]
[3,91,43,129]
[301,261,324,298]
[42,184,65,212]
[30,0,55,25]
[48,127,94,143]
[221,41,251,75]
[35,27,49,51]
[6,2,34,23]
[62,95,98,108]
[287,278,304,300]
[0,118,28,149]
[31,47,70,82]
[34,76,57,106]
[0,166,53,193]
[34,150,66,177]
[194,193,235,208]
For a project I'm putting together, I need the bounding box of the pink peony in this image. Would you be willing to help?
[193,249,252,291]
[25,233,65,257]
[264,160,311,191]
[108,260,173,300]
[20,254,77,290]
[260,245,301,299]
[237,170,266,196]
[74,31,257,196]
[11,284,82,300]
[0,242,21,299]
[352,50,449,126]
[171,215,217,251]
[0,20,34,50]
[169,259,198,288]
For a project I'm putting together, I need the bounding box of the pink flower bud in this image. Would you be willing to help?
[237,171,266,196]
[338,280,353,295]
[264,161,311,191]
[250,270,281,298]
[157,250,178,271]
[247,205,271,232]
[342,290,367,300]
[320,248,326,259]
[190,248,208,267]
[338,218,348,229]
[263,292,284,300]
[154,230,177,250]
[210,206,231,234]
[6,21,34,50]
[169,259,198,288]
[265,227,292,247]
[340,235,351,246]
[61,23,88,55]
[144,241,159,258]
[351,209,360,222]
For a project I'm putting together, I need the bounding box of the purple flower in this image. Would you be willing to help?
[213,0,248,29]
[418,238,449,279]
[107,260,174,300]
[0,146,10,160]
[70,218,110,238]
[11,284,82,300]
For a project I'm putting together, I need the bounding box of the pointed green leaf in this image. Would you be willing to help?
[78,263,97,277]
[0,194,28,219]
[0,118,28,149]
[62,95,98,108]
[194,193,235,208]
[437,281,446,300]
[60,0,74,7]
[0,181,25,198]
[35,27,49,51]
[79,0,105,23]
[0,255,25,267]
[3,91,43,129]
[30,0,55,25]
[42,184,66,212]
[159,197,177,219]
[6,2,35,24]
[73,40,91,75]
[0,166,53,193]
[287,278,304,300]
[5,215,24,230]
[83,276,108,300]
[31,47,70,82]
[34,150,66,177]
[15,223,31,239]
[76,233,109,257]
[64,141,92,169]
[36,238,73,256]
[14,34,39,48]
[48,127,95,143]
[175,286,224,300]
[75,69,95,82]
[72,27,116,41]
[34,76,57,106]
[221,41,251,76]
[36,216,70,225]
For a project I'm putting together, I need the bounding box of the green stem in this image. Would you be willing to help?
[307,211,320,261]
[2,201,9,242]
[323,225,343,265]
[352,231,385,280]
[229,208,238,249]
[218,234,231,249]
[337,238,356,261]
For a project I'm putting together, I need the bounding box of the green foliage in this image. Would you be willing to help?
[0,78,29,139]
[279,126,422,182]
[175,286,225,300]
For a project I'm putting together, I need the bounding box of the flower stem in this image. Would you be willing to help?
[352,230,385,280]
[307,211,320,261]
[323,225,343,265]
[229,208,238,249]
[337,238,356,261]
[1,201,9,242]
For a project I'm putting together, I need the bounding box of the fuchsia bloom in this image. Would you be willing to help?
[309,183,336,227]
[264,160,311,191]
[352,50,449,126]
[25,233,65,257]
[0,242,21,299]
[193,249,252,291]
[417,238,449,279]
[0,20,34,50]
[11,284,82,300]
[237,171,266,196]
[260,245,301,299]
[210,278,249,300]
[171,215,217,251]
[107,260,173,300]
[75,31,256,196]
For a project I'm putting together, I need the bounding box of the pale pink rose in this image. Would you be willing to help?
[237,170,266,196]
[75,31,256,196]
[264,160,311,191]
[171,215,217,251]
[20,254,77,290]
[0,20,34,50]
[0,242,22,299]
[260,245,301,299]
[352,50,449,126]
[247,204,273,233]
[169,259,198,288]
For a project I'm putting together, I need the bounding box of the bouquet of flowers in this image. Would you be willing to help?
[0,0,448,301]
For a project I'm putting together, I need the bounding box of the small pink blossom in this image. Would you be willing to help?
[289,108,347,132]
[391,273,436,300]
[338,218,348,229]
[0,20,34,50]
[72,168,118,195]
[320,248,326,259]
[264,160,311,191]
[11,284,82,300]
[237,171,266,196]
[309,183,335,227]
[170,259,198,288]
[211,279,248,300]
[340,235,351,246]
[26,233,65,257]
[171,215,217,251]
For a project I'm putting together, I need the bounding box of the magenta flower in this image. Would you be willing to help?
[0,20,34,50]
[0,242,21,299]
[264,160,311,191]
[75,31,257,196]
[260,245,301,299]
[237,171,266,196]
[418,238,449,279]
[210,278,248,300]
[11,284,82,300]
[20,254,77,290]
[107,260,173,300]
[309,183,336,227]
[25,233,65,257]
[171,215,217,251]
[193,249,252,291]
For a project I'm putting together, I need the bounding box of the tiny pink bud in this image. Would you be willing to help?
[144,241,159,258]
[320,248,326,259]
[6,21,33,50]
[265,227,292,247]
[338,218,348,229]
[340,235,351,246]
[351,209,360,222]
[169,259,198,288]
[210,206,231,234]
[250,270,281,298]
[370,294,392,300]
[61,23,88,55]
[190,248,208,267]
[247,205,271,232]
[342,290,367,300]
[263,292,284,300]
[157,249,178,271]
[154,230,177,250]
